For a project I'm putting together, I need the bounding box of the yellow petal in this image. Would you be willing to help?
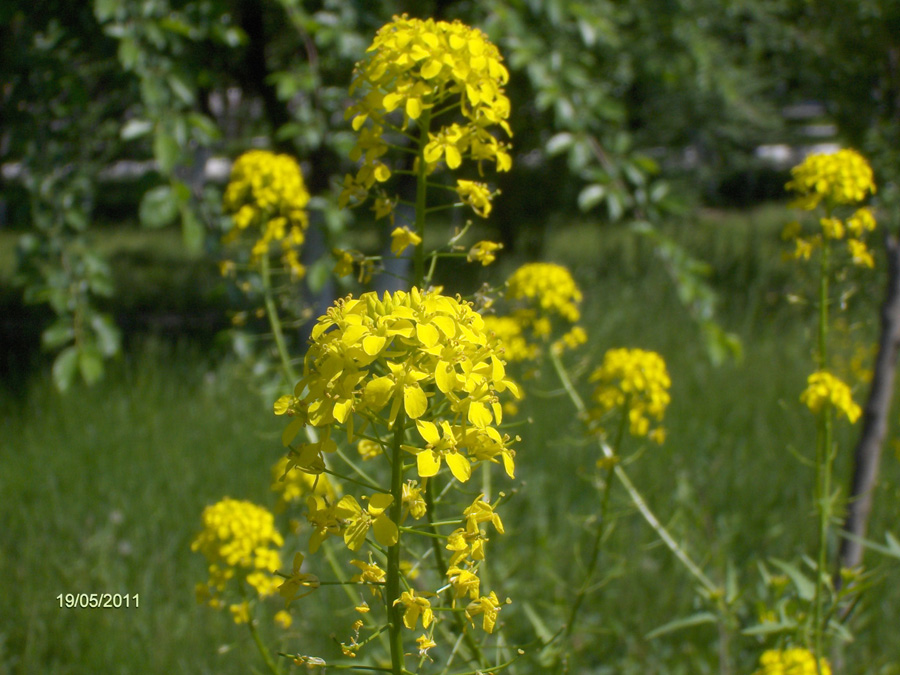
[445,145,462,169]
[416,419,440,445]
[362,335,387,356]
[368,493,394,515]
[417,450,441,477]
[336,495,363,518]
[343,519,369,552]
[445,452,472,483]
[404,385,427,419]
[416,322,440,348]
[467,401,492,428]
[421,59,443,79]
[435,361,458,393]
[373,514,399,547]
[406,97,423,119]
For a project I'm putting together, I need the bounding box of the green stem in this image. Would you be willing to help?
[261,252,298,385]
[413,109,432,289]
[387,413,407,675]
[812,237,832,672]
[563,399,628,643]
[549,349,719,596]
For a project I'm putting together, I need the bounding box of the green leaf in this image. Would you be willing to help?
[545,132,573,156]
[90,314,121,357]
[42,319,75,351]
[139,185,179,229]
[78,347,104,386]
[153,127,180,174]
[180,206,204,253]
[741,620,798,637]
[770,558,815,601]
[645,612,718,640]
[121,119,153,140]
[52,346,80,392]
[577,184,606,212]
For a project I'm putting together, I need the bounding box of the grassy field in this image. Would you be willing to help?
[3,206,900,673]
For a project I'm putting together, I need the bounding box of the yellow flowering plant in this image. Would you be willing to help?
[776,149,878,664]
[220,149,314,391]
[338,14,513,286]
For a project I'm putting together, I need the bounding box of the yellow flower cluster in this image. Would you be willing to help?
[483,315,538,363]
[786,149,875,211]
[222,150,311,277]
[752,648,832,675]
[503,262,587,355]
[782,150,877,268]
[588,348,671,443]
[340,15,512,218]
[800,370,862,423]
[275,288,520,485]
[191,498,284,620]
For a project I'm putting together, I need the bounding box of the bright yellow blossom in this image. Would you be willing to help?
[786,149,875,210]
[800,370,861,423]
[222,150,310,278]
[390,226,422,256]
[341,15,512,216]
[394,589,434,630]
[752,647,832,675]
[467,240,503,266]
[191,498,284,616]
[589,348,671,441]
[335,493,399,551]
[350,559,387,596]
[276,289,520,483]
[465,592,503,633]
[278,552,320,607]
[271,455,337,507]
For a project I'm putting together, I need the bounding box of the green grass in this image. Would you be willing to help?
[3,205,900,673]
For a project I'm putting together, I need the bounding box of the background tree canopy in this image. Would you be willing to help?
[2,0,899,383]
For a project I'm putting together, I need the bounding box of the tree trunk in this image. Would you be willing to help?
[838,234,900,576]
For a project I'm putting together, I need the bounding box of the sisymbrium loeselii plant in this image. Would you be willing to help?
[337,14,512,288]
[220,149,312,387]
[769,148,877,669]
[266,16,525,675]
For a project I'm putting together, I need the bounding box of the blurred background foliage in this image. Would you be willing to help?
[3,0,899,385]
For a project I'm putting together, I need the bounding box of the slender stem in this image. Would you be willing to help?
[261,252,298,385]
[563,399,628,643]
[387,413,407,675]
[413,109,432,289]
[812,237,832,672]
[549,349,719,596]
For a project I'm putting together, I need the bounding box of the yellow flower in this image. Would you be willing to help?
[341,15,512,216]
[463,494,504,534]
[411,419,472,483]
[447,565,481,600]
[786,149,875,210]
[350,559,387,596]
[333,248,355,278]
[465,592,503,633]
[279,288,520,468]
[483,315,538,363]
[394,589,433,630]
[222,150,310,277]
[335,494,398,552]
[274,609,293,629]
[191,498,284,606]
[847,238,874,268]
[752,648,832,675]
[800,370,861,423]
[357,438,383,461]
[390,226,422,256]
[278,552,320,607]
[467,240,503,266]
[229,601,251,625]
[416,634,436,657]
[455,180,494,218]
[847,207,876,237]
[589,348,671,441]
[402,480,428,519]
